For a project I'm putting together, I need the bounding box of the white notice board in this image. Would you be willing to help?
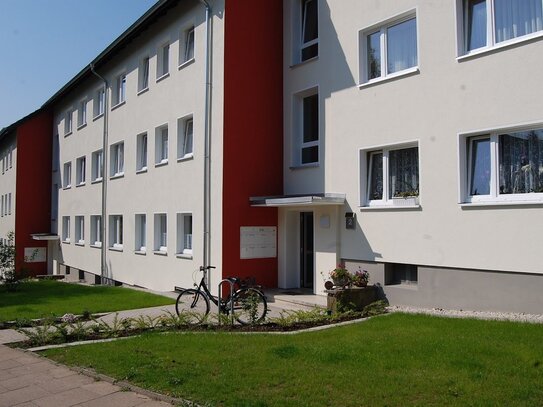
[24,247,47,263]
[240,227,277,259]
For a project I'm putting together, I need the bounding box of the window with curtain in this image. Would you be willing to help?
[463,0,543,53]
[362,14,417,83]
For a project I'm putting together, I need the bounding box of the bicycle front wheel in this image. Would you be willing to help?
[232,288,267,325]
[175,289,210,324]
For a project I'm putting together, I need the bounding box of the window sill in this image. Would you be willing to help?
[460,200,543,208]
[177,154,193,162]
[176,253,193,260]
[155,160,168,167]
[75,242,85,247]
[62,240,70,244]
[109,246,123,252]
[76,182,86,188]
[110,173,124,180]
[457,31,543,62]
[111,101,126,111]
[137,87,149,96]
[156,73,170,83]
[91,178,103,184]
[63,186,72,190]
[358,67,420,89]
[289,163,319,170]
[134,250,147,255]
[77,123,87,131]
[90,243,102,249]
[64,131,72,137]
[178,58,195,70]
[385,283,418,290]
[136,168,148,174]
[154,250,167,256]
[290,55,319,68]
[359,204,421,211]
[93,113,104,121]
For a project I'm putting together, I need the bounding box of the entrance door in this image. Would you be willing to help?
[300,212,314,289]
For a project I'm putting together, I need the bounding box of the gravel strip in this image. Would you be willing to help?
[388,305,543,324]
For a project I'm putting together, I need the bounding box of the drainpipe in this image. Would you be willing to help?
[90,64,109,285]
[199,0,212,287]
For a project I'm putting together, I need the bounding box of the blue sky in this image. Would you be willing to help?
[0,0,158,129]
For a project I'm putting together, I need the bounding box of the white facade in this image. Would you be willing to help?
[53,0,225,292]
[0,134,16,244]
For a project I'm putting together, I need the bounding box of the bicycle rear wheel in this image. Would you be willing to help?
[175,289,210,324]
[232,288,267,325]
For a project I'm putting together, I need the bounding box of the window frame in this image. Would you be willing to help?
[176,212,193,257]
[77,99,87,128]
[177,116,194,160]
[109,215,123,249]
[180,26,195,66]
[459,123,543,205]
[64,110,73,136]
[154,213,168,253]
[110,142,125,178]
[62,216,71,243]
[90,215,102,247]
[359,9,419,86]
[138,56,150,93]
[63,161,72,189]
[136,132,148,172]
[94,87,105,118]
[359,141,421,208]
[292,87,320,167]
[76,156,86,186]
[155,125,169,165]
[91,149,103,182]
[135,214,147,253]
[113,73,127,106]
[157,42,170,79]
[300,0,319,62]
[75,215,85,245]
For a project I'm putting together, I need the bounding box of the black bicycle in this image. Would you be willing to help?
[175,266,267,324]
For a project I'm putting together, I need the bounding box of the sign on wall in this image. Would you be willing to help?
[24,247,47,263]
[240,227,277,259]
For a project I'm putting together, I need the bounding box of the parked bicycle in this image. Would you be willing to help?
[175,266,268,324]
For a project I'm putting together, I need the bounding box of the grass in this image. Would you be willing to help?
[43,313,543,406]
[0,280,174,322]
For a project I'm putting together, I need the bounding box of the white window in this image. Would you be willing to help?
[75,216,85,245]
[7,193,11,215]
[361,144,419,207]
[177,117,193,159]
[158,43,170,78]
[63,162,72,189]
[154,213,167,252]
[301,0,318,61]
[138,56,150,92]
[1,195,3,217]
[109,215,123,249]
[65,110,73,135]
[294,90,319,166]
[462,126,543,203]
[181,27,195,64]
[8,146,12,168]
[110,142,124,177]
[92,149,103,182]
[76,156,86,186]
[177,213,193,255]
[135,214,146,252]
[90,215,102,247]
[77,100,87,128]
[136,133,148,172]
[360,12,418,84]
[94,88,105,118]
[155,126,168,165]
[62,216,71,243]
[114,73,127,106]
[460,0,543,54]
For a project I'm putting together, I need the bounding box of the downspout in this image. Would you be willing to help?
[199,0,212,287]
[90,63,109,284]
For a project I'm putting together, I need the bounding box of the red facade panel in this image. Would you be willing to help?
[222,1,284,287]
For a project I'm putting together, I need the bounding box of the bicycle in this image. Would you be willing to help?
[175,266,268,325]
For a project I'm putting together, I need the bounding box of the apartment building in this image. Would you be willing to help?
[3,0,542,313]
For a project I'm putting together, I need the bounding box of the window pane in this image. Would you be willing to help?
[303,94,318,143]
[466,0,487,51]
[499,130,543,194]
[301,146,318,164]
[469,138,491,195]
[302,0,318,43]
[387,18,417,74]
[495,0,543,43]
[185,29,195,61]
[301,43,318,61]
[367,31,381,79]
[389,147,419,197]
[369,152,383,200]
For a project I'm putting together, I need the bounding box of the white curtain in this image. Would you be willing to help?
[387,18,417,74]
[495,0,543,42]
[389,147,419,197]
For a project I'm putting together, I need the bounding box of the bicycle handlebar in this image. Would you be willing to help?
[199,265,216,271]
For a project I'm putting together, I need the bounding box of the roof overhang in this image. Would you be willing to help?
[250,193,346,207]
[31,233,60,241]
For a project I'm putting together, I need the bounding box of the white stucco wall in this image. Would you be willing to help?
[53,0,225,292]
[0,134,16,242]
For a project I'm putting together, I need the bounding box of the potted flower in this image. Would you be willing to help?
[329,264,351,288]
[351,269,369,287]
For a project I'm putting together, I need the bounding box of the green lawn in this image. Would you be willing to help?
[44,313,543,406]
[0,280,174,322]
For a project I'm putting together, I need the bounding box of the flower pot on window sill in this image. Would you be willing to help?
[392,196,419,206]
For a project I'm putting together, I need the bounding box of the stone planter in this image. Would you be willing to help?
[326,286,378,313]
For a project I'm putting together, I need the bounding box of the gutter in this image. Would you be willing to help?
[89,64,109,284]
[199,0,212,287]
